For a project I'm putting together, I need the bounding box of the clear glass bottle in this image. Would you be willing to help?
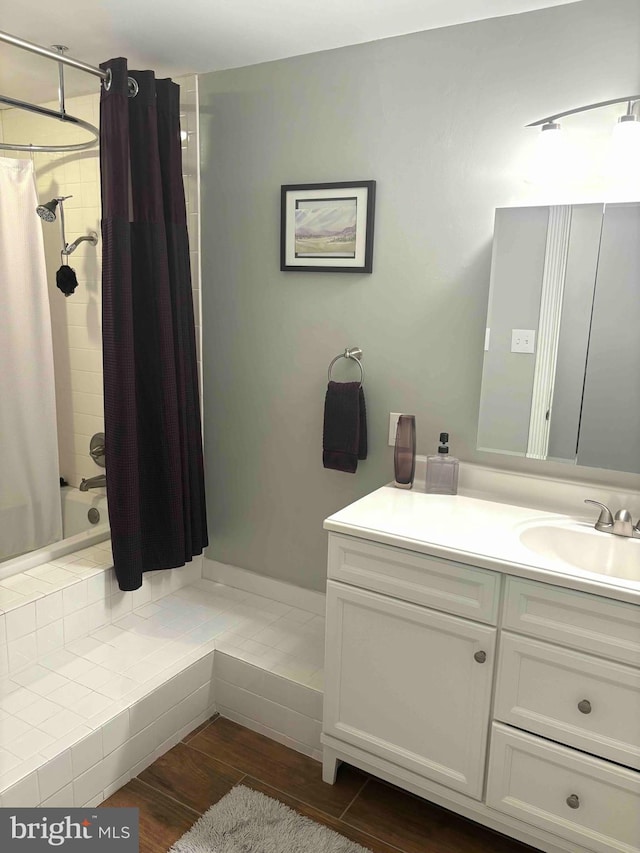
[425,432,459,495]
[394,415,416,489]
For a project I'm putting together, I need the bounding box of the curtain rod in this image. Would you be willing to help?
[0,30,109,82]
[0,30,139,152]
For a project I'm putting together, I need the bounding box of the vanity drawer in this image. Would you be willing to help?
[487,723,640,853]
[327,534,500,624]
[503,576,640,666]
[495,632,640,769]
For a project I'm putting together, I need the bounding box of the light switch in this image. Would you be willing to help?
[511,329,536,354]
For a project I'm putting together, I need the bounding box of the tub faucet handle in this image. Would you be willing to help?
[584,499,614,531]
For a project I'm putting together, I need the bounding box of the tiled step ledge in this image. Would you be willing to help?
[0,577,325,808]
[0,541,202,677]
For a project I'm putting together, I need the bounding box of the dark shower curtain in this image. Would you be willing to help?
[99,58,207,591]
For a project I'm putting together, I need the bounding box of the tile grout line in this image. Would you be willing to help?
[133,776,202,818]
[338,820,410,853]
[181,713,219,745]
[181,739,254,778]
[241,773,410,853]
[337,776,369,821]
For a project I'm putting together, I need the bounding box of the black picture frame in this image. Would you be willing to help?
[280,180,376,273]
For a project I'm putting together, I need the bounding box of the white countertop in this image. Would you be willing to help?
[324,480,640,606]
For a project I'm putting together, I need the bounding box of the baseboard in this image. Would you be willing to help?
[203,558,326,616]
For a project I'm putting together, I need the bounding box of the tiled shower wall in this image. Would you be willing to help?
[0,75,201,486]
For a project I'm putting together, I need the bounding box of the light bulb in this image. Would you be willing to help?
[608,114,640,185]
[529,121,568,188]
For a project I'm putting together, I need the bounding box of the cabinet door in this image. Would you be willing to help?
[323,581,496,799]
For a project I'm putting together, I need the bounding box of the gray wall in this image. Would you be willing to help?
[199,0,640,592]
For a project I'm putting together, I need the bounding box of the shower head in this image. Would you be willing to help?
[36,198,59,222]
[36,195,73,222]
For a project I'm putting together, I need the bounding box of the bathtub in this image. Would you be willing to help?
[0,487,110,580]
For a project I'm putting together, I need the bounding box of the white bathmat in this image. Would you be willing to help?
[169,785,372,853]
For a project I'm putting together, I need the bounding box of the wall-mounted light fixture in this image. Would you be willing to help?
[527,94,640,185]
[527,94,640,134]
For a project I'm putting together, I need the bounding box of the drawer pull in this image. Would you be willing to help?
[577,699,592,715]
[474,650,487,663]
[566,794,580,810]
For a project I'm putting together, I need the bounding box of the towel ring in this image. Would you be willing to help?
[328,347,364,385]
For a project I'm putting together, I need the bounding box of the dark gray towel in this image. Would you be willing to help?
[323,381,367,473]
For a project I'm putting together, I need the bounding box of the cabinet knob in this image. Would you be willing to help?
[578,699,592,715]
[474,650,487,664]
[566,794,580,810]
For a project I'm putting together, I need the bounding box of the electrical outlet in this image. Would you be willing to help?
[389,413,402,446]
[511,329,536,354]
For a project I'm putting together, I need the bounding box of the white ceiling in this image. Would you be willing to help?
[1,0,581,106]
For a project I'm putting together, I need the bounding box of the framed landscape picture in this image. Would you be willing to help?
[280,180,376,273]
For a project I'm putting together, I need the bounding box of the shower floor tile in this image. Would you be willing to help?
[0,577,324,797]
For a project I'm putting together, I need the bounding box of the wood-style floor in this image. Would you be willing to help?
[102,716,538,853]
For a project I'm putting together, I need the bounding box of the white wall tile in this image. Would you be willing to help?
[63,580,89,615]
[71,729,103,776]
[36,592,64,628]
[39,709,86,739]
[7,633,38,672]
[0,646,8,678]
[20,697,62,727]
[74,691,114,721]
[85,600,110,632]
[9,728,55,759]
[38,751,73,801]
[102,771,130,800]
[41,782,74,807]
[102,710,130,756]
[72,758,106,807]
[109,592,132,621]
[6,604,36,641]
[0,686,39,715]
[2,772,40,807]
[48,682,93,710]
[87,573,110,604]
[36,621,65,657]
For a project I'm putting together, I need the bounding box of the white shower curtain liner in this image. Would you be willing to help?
[0,157,62,561]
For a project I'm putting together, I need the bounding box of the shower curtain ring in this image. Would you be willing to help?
[102,68,112,92]
[127,77,139,98]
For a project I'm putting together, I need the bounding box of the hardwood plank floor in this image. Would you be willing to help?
[343,778,534,853]
[102,716,540,853]
[102,779,198,853]
[187,716,367,818]
[137,742,244,814]
[241,777,401,853]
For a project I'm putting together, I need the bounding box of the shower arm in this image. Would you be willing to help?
[62,232,99,256]
[55,196,98,256]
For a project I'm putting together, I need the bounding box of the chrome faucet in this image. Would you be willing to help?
[584,499,640,538]
[79,474,106,492]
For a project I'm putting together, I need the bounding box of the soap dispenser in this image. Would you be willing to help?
[425,432,459,495]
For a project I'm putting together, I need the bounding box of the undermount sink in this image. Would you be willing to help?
[518,520,640,581]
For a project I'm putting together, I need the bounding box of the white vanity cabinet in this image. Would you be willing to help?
[323,580,496,798]
[322,529,640,853]
[322,534,500,800]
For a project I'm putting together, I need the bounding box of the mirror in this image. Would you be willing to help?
[478,201,640,475]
